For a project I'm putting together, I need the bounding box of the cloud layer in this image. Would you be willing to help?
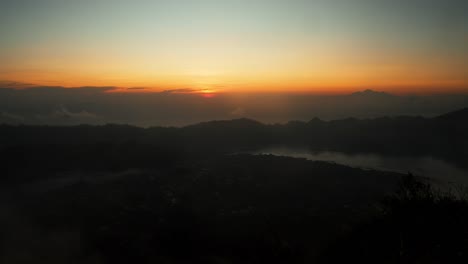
[1,86,468,127]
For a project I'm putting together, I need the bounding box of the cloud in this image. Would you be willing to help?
[160,88,201,94]
[0,86,467,126]
[0,112,25,124]
[0,80,37,89]
[52,106,99,119]
[127,87,147,90]
[35,106,101,125]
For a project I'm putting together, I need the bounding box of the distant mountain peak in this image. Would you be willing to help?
[350,89,394,97]
[363,89,376,93]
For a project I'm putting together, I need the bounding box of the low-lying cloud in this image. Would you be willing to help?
[1,86,468,127]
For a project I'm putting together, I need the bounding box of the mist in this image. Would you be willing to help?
[1,86,468,126]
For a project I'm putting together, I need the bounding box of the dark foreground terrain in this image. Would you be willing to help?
[1,108,467,263]
[1,154,400,263]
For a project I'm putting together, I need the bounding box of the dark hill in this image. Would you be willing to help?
[436,107,468,121]
[0,108,467,167]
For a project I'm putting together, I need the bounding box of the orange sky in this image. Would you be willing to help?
[1,1,467,94]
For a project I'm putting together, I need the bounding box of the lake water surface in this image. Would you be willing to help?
[254,148,468,185]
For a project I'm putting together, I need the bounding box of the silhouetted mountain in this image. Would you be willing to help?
[437,107,468,121]
[1,108,467,171]
[349,89,395,98]
[1,109,467,263]
[186,118,263,130]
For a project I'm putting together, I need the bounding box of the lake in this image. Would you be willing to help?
[253,148,468,186]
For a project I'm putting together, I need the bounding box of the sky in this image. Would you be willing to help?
[1,0,467,94]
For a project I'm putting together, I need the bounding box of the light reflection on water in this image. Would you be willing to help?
[254,148,468,185]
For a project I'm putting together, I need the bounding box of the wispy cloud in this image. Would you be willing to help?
[127,87,148,90]
[51,106,99,120]
[0,112,25,123]
[160,88,202,94]
[35,106,101,125]
[0,81,37,89]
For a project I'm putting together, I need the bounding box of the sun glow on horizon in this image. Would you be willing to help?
[1,1,467,94]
